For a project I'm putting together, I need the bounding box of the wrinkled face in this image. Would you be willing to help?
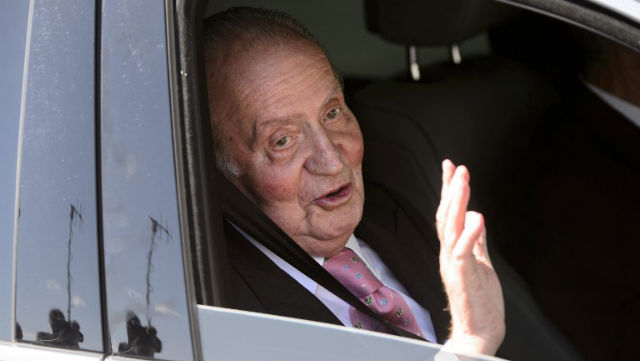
[212,43,364,258]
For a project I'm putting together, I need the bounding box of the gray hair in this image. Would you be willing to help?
[203,7,342,177]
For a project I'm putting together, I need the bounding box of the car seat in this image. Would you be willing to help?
[351,1,582,360]
[352,0,561,220]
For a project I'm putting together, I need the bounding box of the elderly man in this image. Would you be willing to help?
[204,7,504,356]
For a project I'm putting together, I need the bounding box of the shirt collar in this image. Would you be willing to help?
[311,234,363,265]
[233,223,374,294]
[314,234,382,280]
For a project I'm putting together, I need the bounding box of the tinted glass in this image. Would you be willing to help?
[14,0,103,351]
[0,0,30,341]
[100,0,194,359]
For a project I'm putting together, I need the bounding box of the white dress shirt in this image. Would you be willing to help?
[233,225,438,343]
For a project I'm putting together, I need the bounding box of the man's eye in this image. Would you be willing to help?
[274,135,291,148]
[325,107,341,120]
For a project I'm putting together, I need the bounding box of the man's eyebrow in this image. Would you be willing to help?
[251,115,300,145]
[256,115,299,131]
[321,84,341,108]
[251,84,342,144]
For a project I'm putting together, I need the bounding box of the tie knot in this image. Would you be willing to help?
[323,248,383,298]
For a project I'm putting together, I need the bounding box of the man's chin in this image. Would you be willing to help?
[300,234,351,258]
[310,196,363,227]
[308,218,360,245]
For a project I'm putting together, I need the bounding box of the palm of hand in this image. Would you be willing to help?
[435,160,505,356]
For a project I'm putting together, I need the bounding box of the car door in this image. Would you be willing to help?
[0,0,549,360]
[3,1,482,359]
[10,0,636,360]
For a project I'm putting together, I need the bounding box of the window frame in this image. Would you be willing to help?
[97,0,199,359]
[11,0,104,354]
[494,0,640,51]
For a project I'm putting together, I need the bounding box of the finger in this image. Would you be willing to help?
[473,226,493,267]
[437,171,461,248]
[440,159,455,200]
[453,211,484,259]
[436,160,456,240]
[443,166,470,247]
[440,165,467,248]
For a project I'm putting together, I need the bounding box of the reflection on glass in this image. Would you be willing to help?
[0,0,30,341]
[144,217,173,324]
[116,217,170,358]
[36,308,84,348]
[117,311,162,358]
[33,204,86,349]
[15,323,23,341]
[101,0,194,360]
[14,0,102,351]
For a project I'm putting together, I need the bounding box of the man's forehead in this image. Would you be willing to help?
[235,43,331,86]
[211,41,342,144]
[232,45,338,109]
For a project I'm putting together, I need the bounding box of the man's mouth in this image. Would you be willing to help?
[314,183,352,210]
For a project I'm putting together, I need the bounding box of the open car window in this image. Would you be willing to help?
[186,1,639,360]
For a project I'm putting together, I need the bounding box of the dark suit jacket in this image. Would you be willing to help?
[222,183,452,343]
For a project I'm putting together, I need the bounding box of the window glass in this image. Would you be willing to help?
[14,0,103,351]
[100,0,194,359]
[0,0,30,341]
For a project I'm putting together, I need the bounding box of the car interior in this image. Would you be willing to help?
[198,0,640,360]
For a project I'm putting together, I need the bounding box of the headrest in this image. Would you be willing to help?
[365,0,519,46]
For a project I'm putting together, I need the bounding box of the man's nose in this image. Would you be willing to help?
[304,127,344,175]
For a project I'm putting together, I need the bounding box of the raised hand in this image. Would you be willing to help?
[435,159,505,356]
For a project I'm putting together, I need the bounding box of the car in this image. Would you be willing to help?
[1,0,638,360]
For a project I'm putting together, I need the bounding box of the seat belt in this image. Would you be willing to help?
[367,180,440,254]
[214,171,425,342]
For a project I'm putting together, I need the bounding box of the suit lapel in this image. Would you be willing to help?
[224,222,342,326]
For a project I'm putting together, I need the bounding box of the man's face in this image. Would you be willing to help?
[212,43,364,258]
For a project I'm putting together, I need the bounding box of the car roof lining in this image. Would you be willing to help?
[494,0,640,52]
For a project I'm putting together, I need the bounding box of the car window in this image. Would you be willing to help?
[192,1,640,360]
[100,0,195,359]
[0,0,30,342]
[13,0,103,352]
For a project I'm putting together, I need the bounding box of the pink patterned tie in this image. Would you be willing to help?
[323,248,424,338]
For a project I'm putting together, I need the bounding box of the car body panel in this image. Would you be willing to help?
[197,305,505,361]
[0,341,103,361]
